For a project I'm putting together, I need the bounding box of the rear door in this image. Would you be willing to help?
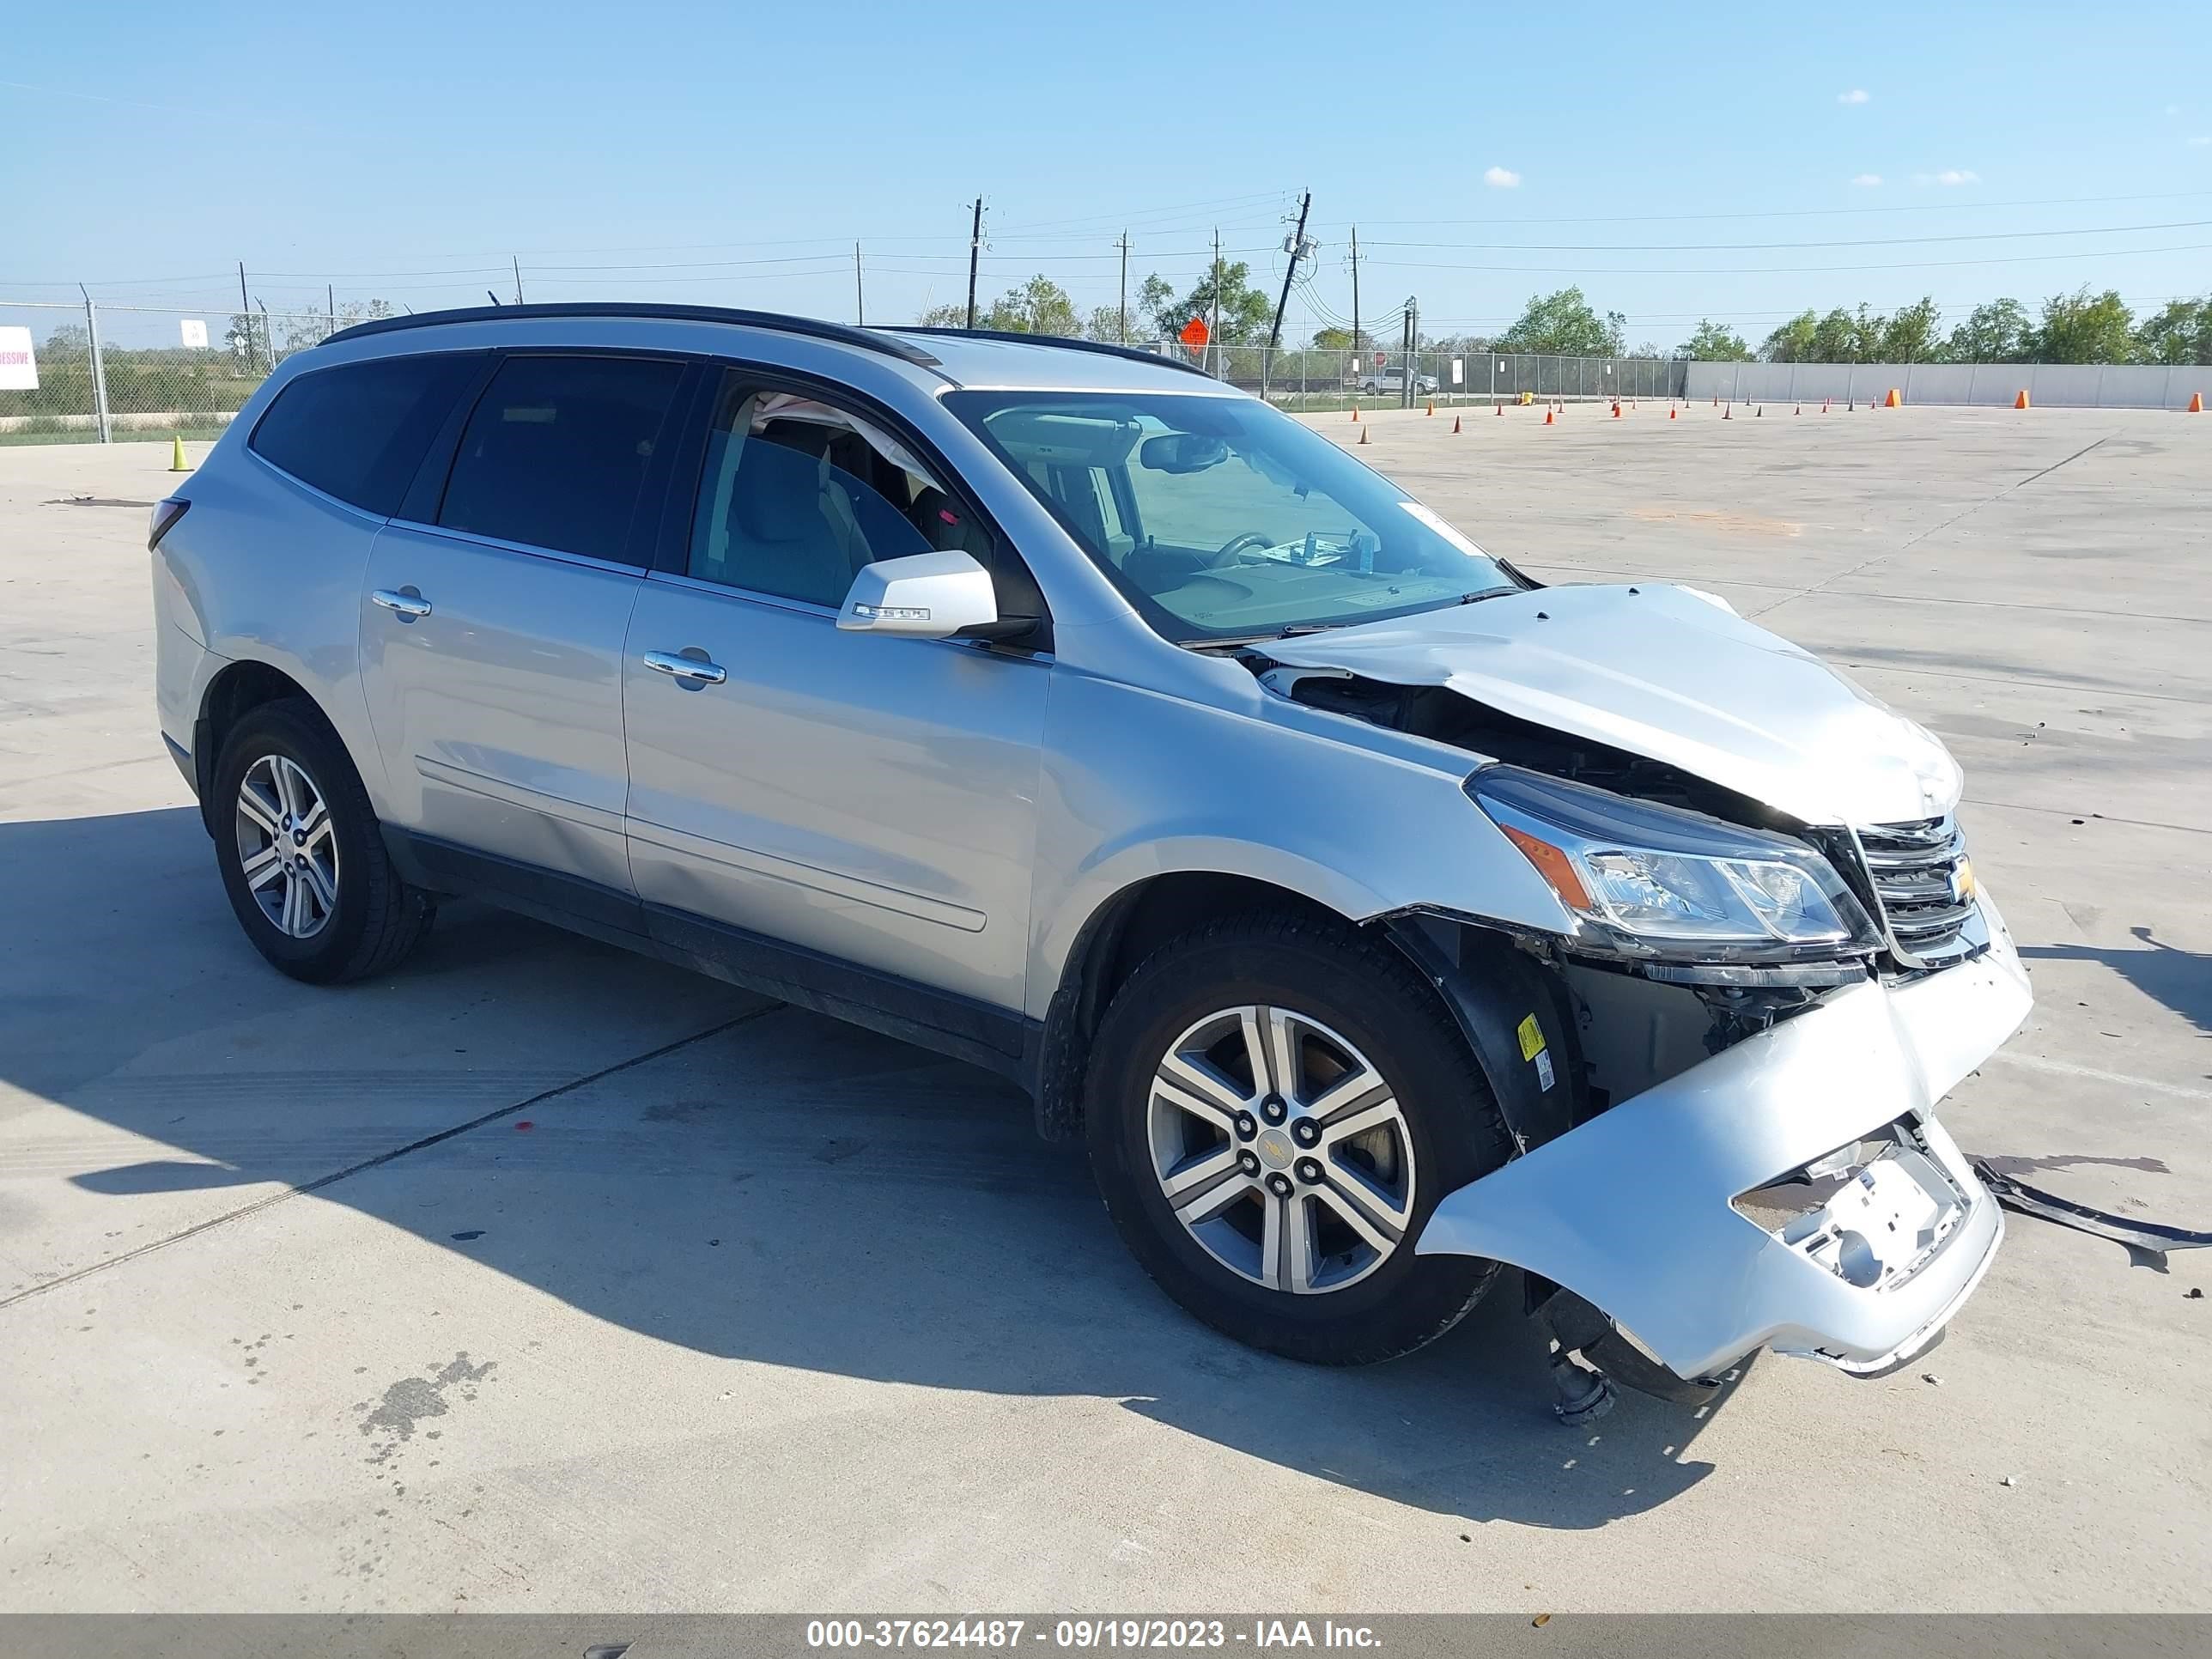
[618,369,1050,1022]
[360,351,691,904]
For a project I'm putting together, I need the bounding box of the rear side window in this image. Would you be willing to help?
[248,354,477,515]
[437,355,684,562]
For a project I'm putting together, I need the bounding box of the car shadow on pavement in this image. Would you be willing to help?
[3,805,1735,1531]
[2019,929,2212,1037]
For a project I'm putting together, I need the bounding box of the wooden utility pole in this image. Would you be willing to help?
[965,198,983,330]
[513,255,525,305]
[1211,228,1222,377]
[854,242,865,325]
[1117,231,1129,343]
[1349,227,1361,392]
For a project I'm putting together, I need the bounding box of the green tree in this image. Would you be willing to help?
[1680,319,1752,361]
[1497,287,1620,356]
[2134,296,2212,365]
[1310,325,1376,350]
[1877,295,1945,362]
[979,275,1082,337]
[1151,260,1273,345]
[43,321,91,352]
[915,301,969,328]
[1943,299,2030,362]
[2027,288,2136,363]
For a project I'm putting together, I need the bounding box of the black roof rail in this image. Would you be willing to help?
[320,302,942,368]
[895,326,1214,379]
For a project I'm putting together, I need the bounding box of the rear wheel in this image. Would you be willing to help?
[211,698,435,984]
[1086,913,1512,1365]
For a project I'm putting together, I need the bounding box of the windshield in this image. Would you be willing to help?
[945,390,1518,644]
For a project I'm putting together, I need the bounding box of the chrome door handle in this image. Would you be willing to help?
[371,588,433,620]
[642,650,727,685]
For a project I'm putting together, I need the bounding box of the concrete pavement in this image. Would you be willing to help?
[1,409,2206,1612]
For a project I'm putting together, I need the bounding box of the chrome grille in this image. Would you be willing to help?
[1858,817,1977,966]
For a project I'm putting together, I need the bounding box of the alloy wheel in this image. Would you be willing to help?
[1146,1004,1418,1294]
[234,754,339,939]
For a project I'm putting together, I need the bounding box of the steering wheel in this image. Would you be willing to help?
[1206,531,1275,568]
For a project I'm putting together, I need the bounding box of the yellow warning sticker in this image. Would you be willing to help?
[1516,1014,1546,1062]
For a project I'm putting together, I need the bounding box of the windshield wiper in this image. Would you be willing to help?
[1455,585,1521,605]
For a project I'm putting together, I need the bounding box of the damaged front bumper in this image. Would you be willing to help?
[1416,896,2032,1382]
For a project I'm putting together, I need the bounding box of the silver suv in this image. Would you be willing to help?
[151,304,2030,1401]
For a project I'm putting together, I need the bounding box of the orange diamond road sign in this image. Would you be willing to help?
[1179,317,1209,349]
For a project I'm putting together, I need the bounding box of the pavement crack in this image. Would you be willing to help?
[0,1004,781,1313]
[1748,432,2117,618]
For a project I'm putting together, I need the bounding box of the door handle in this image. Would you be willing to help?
[371,588,433,621]
[642,650,727,686]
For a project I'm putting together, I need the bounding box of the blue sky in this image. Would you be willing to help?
[6,1,2211,349]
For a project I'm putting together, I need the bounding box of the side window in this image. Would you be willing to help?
[684,376,978,609]
[248,353,478,514]
[437,355,684,562]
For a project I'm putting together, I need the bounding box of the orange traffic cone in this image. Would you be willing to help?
[1358,425,1370,445]
[1822,398,1831,413]
[1611,400,1621,418]
[1425,399,1435,416]
[1884,387,1902,407]
[1451,415,1462,433]
[2014,390,2031,410]
[1495,399,1504,416]
[1711,396,1718,407]
[1795,404,1802,415]
[1723,404,1732,420]
[1668,405,1676,420]
[1756,405,1763,416]
[2189,392,2203,413]
[1350,404,1360,422]
[1543,408,1554,426]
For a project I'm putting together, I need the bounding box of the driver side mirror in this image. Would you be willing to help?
[836,550,999,639]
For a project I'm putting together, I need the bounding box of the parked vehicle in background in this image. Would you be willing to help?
[1358,367,1439,398]
[149,303,2029,1412]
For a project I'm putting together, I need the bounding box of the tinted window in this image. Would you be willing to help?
[248,353,477,514]
[686,378,981,608]
[438,355,684,562]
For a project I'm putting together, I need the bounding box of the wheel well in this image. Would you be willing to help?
[193,660,316,831]
[1032,872,1350,1139]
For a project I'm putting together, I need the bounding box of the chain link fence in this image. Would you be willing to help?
[2,298,1687,446]
[0,300,379,445]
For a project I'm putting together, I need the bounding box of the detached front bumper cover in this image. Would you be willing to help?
[1416,896,2032,1381]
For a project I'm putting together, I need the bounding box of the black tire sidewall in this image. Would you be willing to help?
[210,702,381,981]
[1087,921,1509,1364]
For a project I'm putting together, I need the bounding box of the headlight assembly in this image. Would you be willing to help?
[1468,766,1881,981]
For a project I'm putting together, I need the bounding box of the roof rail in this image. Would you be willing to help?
[895,326,1214,379]
[320,302,942,368]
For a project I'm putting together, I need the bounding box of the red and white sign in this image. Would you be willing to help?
[0,325,36,392]
[1373,351,1387,368]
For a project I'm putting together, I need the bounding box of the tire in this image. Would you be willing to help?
[210,697,435,984]
[1085,912,1512,1365]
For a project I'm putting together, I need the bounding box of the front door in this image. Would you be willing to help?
[358,351,689,899]
[620,374,1048,1020]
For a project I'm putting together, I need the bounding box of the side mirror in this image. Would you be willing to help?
[836,550,999,639]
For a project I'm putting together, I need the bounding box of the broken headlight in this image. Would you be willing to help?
[1469,766,1881,980]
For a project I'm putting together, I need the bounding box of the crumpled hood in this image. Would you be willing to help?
[1263,582,1961,826]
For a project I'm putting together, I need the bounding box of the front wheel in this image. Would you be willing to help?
[1085,914,1513,1365]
